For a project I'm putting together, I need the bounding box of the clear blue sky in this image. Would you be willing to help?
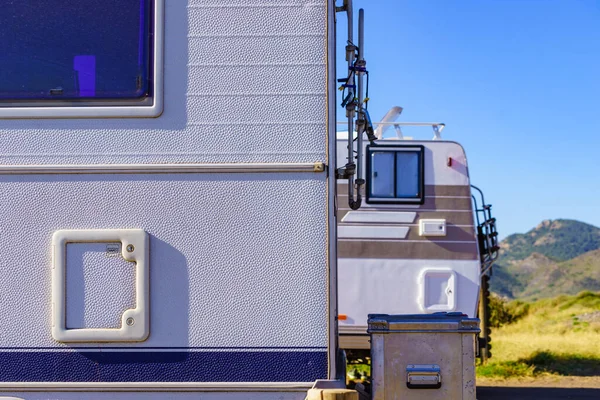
[336,0,600,238]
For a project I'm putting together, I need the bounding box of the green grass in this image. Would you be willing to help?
[478,291,600,378]
[347,363,370,380]
[478,351,600,378]
[478,359,535,378]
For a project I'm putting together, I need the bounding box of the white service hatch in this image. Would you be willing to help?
[419,268,457,312]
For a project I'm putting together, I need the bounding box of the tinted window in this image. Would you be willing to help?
[367,146,424,204]
[370,151,395,198]
[0,0,152,101]
[395,151,420,198]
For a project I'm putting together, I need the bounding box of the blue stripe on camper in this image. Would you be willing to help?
[0,351,327,382]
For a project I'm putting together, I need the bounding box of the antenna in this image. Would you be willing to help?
[336,4,375,210]
[336,0,358,209]
[354,8,366,203]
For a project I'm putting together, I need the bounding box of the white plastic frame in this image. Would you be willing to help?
[0,0,164,119]
[52,229,149,342]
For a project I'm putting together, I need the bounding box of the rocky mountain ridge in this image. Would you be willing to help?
[490,219,600,299]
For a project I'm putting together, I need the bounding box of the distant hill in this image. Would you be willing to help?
[490,219,600,300]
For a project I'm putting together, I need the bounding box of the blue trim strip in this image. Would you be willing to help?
[0,351,328,382]
[0,346,328,350]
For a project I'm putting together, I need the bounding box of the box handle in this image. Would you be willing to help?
[406,364,441,389]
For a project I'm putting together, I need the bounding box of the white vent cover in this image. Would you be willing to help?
[419,219,447,236]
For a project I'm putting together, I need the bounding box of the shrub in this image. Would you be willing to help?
[489,295,529,327]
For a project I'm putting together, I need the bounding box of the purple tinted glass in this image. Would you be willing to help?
[0,0,151,100]
[73,56,97,97]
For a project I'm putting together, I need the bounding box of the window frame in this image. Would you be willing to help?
[366,144,425,205]
[0,0,164,119]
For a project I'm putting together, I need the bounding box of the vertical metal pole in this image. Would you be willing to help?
[347,0,353,46]
[346,0,354,202]
[356,8,365,184]
[327,0,338,380]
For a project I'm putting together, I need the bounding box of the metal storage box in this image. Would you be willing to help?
[368,313,480,400]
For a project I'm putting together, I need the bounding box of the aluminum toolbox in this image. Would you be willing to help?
[368,312,480,400]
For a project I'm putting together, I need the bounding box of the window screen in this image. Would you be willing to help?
[367,145,425,204]
[0,0,152,102]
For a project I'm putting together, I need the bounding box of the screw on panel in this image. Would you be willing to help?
[126,244,135,252]
[126,317,135,326]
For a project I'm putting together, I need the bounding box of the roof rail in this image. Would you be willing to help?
[336,121,445,140]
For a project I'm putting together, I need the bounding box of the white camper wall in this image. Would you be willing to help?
[336,139,481,348]
[0,1,327,165]
[0,0,332,397]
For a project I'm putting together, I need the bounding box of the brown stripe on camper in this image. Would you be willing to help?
[338,240,478,260]
[337,183,472,198]
[337,210,475,226]
[337,223,476,242]
[337,195,472,210]
[424,185,471,197]
[406,225,475,241]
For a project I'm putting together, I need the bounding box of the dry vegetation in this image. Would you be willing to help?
[477,291,600,381]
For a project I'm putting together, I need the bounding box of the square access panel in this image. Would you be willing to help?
[419,268,457,312]
[52,229,149,342]
[66,242,136,329]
